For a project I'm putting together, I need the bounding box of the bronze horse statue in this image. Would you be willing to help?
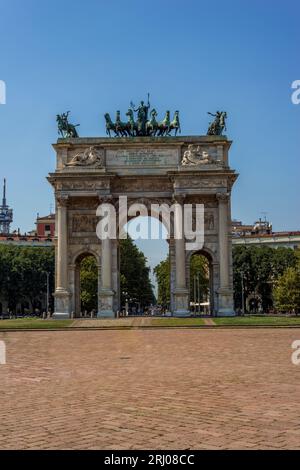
[104,113,117,137]
[169,111,181,136]
[156,111,171,136]
[146,109,159,136]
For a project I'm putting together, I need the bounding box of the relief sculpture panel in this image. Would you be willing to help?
[72,215,98,233]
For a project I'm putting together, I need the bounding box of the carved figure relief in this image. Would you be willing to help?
[204,212,215,230]
[192,212,215,231]
[66,146,104,168]
[72,215,98,233]
[181,144,222,166]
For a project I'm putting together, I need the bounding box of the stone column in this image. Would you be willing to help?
[68,264,76,315]
[53,196,71,319]
[217,192,235,316]
[98,237,115,318]
[173,198,189,317]
[98,195,115,317]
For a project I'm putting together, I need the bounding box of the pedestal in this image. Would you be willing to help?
[173,288,189,317]
[98,288,115,318]
[53,288,71,319]
[217,287,235,316]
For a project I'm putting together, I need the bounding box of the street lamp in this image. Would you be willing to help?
[44,272,50,313]
[240,271,245,315]
[122,291,129,316]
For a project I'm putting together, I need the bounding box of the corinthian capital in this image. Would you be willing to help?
[98,194,114,205]
[172,194,186,205]
[56,194,69,207]
[216,192,230,202]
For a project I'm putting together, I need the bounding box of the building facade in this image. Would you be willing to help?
[232,219,300,250]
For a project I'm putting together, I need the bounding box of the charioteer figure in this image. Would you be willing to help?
[131,95,151,135]
[207,111,227,136]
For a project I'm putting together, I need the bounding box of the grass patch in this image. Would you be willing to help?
[151,317,205,327]
[214,316,300,326]
[0,318,73,329]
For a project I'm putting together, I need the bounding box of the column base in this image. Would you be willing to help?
[217,287,236,317]
[53,312,71,320]
[173,310,190,317]
[98,288,115,318]
[97,310,115,319]
[173,288,190,317]
[53,288,71,319]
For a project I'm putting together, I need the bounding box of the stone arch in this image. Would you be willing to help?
[116,197,174,239]
[118,213,170,313]
[186,246,217,316]
[49,136,237,318]
[73,250,100,317]
[71,247,100,267]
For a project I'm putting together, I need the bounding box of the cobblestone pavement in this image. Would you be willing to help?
[1,329,300,450]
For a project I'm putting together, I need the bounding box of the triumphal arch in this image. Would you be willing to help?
[48,107,238,318]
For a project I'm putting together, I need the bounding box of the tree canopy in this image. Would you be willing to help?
[0,245,55,311]
[154,257,170,307]
[233,245,298,312]
[273,251,300,313]
[120,238,155,308]
[80,256,98,312]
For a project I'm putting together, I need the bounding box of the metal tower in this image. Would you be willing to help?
[0,178,13,234]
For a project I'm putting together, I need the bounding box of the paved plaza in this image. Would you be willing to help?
[1,328,300,450]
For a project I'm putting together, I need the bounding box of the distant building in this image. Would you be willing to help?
[35,213,55,237]
[0,212,54,247]
[0,179,13,234]
[232,218,272,237]
[232,218,300,250]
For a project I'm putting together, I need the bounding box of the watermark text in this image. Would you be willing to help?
[291,80,300,105]
[0,80,6,105]
[0,341,6,365]
[291,340,300,365]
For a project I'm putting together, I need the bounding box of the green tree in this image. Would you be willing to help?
[274,267,300,313]
[0,245,55,311]
[120,238,155,308]
[233,246,298,312]
[154,257,170,306]
[190,254,209,304]
[0,245,22,310]
[80,256,98,312]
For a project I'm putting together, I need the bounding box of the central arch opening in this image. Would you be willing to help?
[121,215,169,316]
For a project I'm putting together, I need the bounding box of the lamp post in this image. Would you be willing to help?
[45,272,50,313]
[122,291,129,316]
[193,275,196,313]
[197,274,201,314]
[241,271,245,315]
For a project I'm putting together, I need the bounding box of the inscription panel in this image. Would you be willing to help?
[106,148,178,167]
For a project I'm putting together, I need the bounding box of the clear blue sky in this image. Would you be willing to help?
[0,0,299,239]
